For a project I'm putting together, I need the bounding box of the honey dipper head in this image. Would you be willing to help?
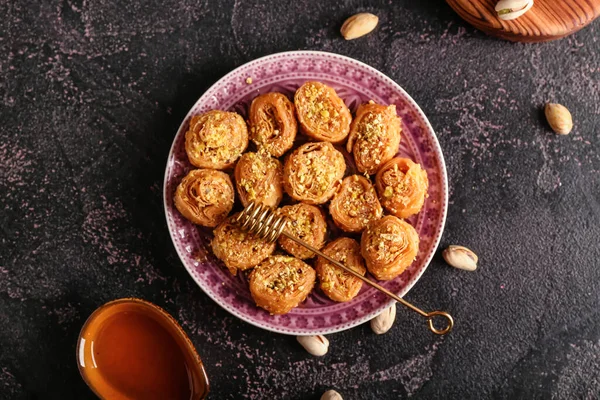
[234,202,288,243]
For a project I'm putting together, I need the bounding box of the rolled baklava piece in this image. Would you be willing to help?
[249,92,297,157]
[315,237,366,302]
[174,169,235,228]
[277,203,327,260]
[249,255,316,315]
[375,157,428,219]
[185,110,248,169]
[294,81,352,143]
[234,152,283,208]
[211,213,276,275]
[329,175,383,233]
[361,216,419,281]
[346,103,401,175]
[283,141,346,204]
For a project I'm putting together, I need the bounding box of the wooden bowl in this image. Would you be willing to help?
[445,0,600,42]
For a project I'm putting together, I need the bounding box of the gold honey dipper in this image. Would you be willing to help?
[234,202,454,335]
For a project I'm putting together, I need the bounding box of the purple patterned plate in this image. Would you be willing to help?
[163,51,447,336]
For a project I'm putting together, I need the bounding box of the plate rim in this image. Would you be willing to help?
[162,50,448,336]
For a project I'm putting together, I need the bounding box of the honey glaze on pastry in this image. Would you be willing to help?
[315,237,366,302]
[174,169,234,228]
[234,151,283,208]
[375,157,428,219]
[361,215,419,281]
[249,93,297,157]
[278,203,327,259]
[283,141,346,204]
[185,110,249,169]
[294,81,352,143]
[211,213,276,275]
[346,103,401,175]
[329,175,383,233]
[249,255,316,315]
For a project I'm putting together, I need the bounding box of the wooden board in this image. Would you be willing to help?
[445,0,600,42]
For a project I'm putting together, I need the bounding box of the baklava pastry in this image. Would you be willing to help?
[174,169,234,228]
[346,103,402,175]
[283,142,346,204]
[278,203,327,259]
[211,213,276,275]
[361,216,419,281]
[185,110,248,169]
[329,175,383,233]
[249,255,316,315]
[234,152,283,208]
[315,237,366,302]
[294,81,352,143]
[375,157,428,219]
[249,93,297,157]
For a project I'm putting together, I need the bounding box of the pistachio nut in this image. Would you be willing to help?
[370,303,396,335]
[341,13,379,40]
[443,245,478,271]
[321,390,343,400]
[545,103,573,135]
[495,0,534,21]
[297,335,329,356]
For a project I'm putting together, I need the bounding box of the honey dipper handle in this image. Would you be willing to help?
[281,232,454,335]
[234,202,454,335]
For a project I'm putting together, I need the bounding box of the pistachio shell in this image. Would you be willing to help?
[443,245,478,271]
[297,335,329,356]
[341,13,379,40]
[545,103,573,135]
[321,390,343,400]
[496,0,534,21]
[370,303,396,334]
[495,0,531,12]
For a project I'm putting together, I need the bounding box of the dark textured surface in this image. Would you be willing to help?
[1,1,599,399]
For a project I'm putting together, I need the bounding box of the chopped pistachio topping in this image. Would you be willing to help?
[266,263,302,292]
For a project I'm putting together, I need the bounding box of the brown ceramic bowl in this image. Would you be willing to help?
[77,298,209,400]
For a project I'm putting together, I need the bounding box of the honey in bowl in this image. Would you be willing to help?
[77,298,209,400]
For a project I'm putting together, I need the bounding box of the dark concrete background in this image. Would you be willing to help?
[1,0,599,399]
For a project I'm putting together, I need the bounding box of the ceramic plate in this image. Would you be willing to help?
[163,51,447,336]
